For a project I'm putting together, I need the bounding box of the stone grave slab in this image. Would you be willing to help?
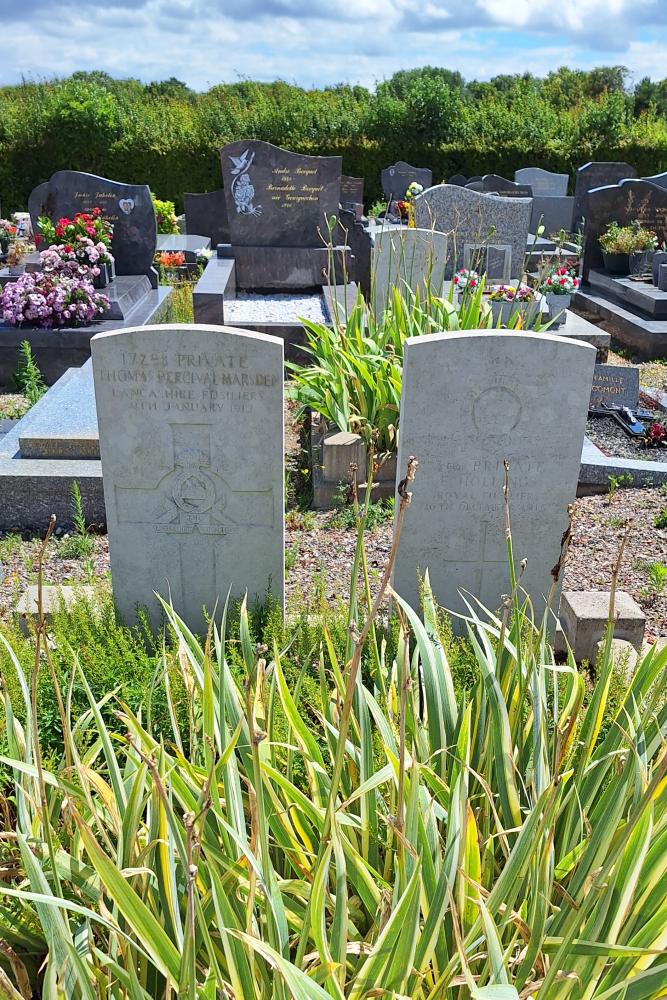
[18,362,98,458]
[530,196,575,236]
[573,161,637,231]
[92,323,284,631]
[515,167,569,197]
[393,331,595,625]
[462,243,511,282]
[414,184,531,279]
[184,189,229,247]
[381,161,432,203]
[590,363,640,409]
[372,228,448,315]
[28,171,157,278]
[582,179,667,280]
[337,207,372,297]
[220,140,341,249]
[587,266,667,316]
[481,174,533,198]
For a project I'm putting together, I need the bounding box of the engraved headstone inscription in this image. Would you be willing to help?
[590,364,640,409]
[340,175,364,211]
[91,323,284,631]
[582,179,667,279]
[220,140,342,248]
[393,331,595,627]
[28,171,157,276]
[381,161,433,203]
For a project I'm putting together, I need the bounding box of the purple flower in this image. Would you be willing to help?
[1,271,110,328]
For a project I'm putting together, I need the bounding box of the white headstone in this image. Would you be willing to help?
[91,323,284,631]
[372,228,448,316]
[393,331,595,625]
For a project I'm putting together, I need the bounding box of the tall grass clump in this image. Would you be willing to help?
[0,467,666,998]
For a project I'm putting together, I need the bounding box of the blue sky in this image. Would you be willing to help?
[0,0,665,89]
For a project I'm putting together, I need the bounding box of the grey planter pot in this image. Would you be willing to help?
[601,251,630,275]
[546,293,571,328]
[490,298,539,327]
[92,263,112,288]
[630,249,652,276]
[653,251,667,286]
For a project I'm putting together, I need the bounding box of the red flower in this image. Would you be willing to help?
[93,207,102,217]
[453,275,460,284]
[35,234,43,246]
[559,277,567,284]
[64,244,73,253]
[469,279,477,287]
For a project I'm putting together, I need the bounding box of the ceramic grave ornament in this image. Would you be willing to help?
[393,331,595,629]
[28,171,157,277]
[220,140,342,248]
[91,323,284,632]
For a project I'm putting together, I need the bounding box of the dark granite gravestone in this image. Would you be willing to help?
[183,189,229,247]
[381,161,433,203]
[481,174,533,198]
[530,196,575,236]
[463,243,512,282]
[515,167,568,197]
[465,180,484,192]
[590,364,640,409]
[448,174,468,187]
[573,161,637,231]
[581,179,667,280]
[337,208,371,298]
[340,175,364,210]
[220,140,342,249]
[28,171,157,277]
[644,171,667,190]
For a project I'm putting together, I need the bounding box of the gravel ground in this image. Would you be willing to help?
[0,392,28,419]
[607,349,667,392]
[223,292,329,324]
[587,416,667,462]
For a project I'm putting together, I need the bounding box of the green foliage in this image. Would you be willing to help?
[329,492,394,530]
[57,480,94,560]
[13,339,45,406]
[0,532,22,561]
[607,471,634,500]
[151,192,180,234]
[1,68,667,211]
[654,505,667,528]
[638,560,667,602]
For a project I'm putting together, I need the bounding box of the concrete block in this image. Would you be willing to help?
[559,590,646,663]
[322,431,367,484]
[17,584,98,635]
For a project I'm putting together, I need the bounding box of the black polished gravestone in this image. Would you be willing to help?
[337,207,371,298]
[381,161,433,203]
[573,161,637,231]
[340,175,364,211]
[590,363,640,409]
[184,189,229,247]
[582,179,667,280]
[220,140,342,249]
[644,171,667,190]
[447,174,468,187]
[28,171,157,277]
[480,174,533,198]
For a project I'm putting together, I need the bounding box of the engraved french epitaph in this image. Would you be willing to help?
[590,364,640,409]
[393,332,595,629]
[582,179,667,279]
[92,324,284,631]
[220,140,342,248]
[28,171,157,276]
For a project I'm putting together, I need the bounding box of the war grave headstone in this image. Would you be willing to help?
[381,161,433,206]
[480,174,534,198]
[393,331,595,626]
[590,363,640,409]
[183,189,229,248]
[414,183,531,279]
[91,323,284,632]
[573,161,637,231]
[372,228,448,317]
[193,141,355,362]
[1,171,170,384]
[515,168,569,197]
[341,175,364,217]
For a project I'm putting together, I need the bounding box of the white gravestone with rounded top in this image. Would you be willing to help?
[92,323,284,632]
[393,331,595,626]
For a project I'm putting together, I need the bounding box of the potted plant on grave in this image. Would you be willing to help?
[599,221,635,274]
[629,221,658,276]
[538,266,579,328]
[0,268,110,328]
[487,283,537,327]
[38,209,115,287]
[452,267,481,301]
[0,218,17,256]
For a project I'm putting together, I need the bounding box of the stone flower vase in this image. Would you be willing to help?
[653,251,667,286]
[630,249,652,276]
[546,293,571,328]
[93,263,112,288]
[601,250,630,275]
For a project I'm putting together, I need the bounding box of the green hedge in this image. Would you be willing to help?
[1,72,666,212]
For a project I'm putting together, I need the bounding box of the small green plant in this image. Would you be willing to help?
[329,493,394,530]
[0,532,22,561]
[285,540,300,571]
[655,505,667,528]
[286,508,316,531]
[58,480,94,559]
[639,560,667,602]
[13,339,45,406]
[150,192,179,234]
[607,471,634,501]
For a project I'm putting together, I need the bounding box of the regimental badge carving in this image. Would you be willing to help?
[118,198,135,215]
[229,149,262,217]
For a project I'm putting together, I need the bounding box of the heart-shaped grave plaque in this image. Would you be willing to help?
[118,198,135,215]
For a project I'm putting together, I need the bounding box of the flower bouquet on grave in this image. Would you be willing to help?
[487,283,538,327]
[38,209,115,286]
[0,218,17,255]
[537,266,579,328]
[643,420,667,448]
[403,182,423,228]
[0,270,110,328]
[155,250,188,282]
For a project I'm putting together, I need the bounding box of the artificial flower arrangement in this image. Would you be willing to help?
[405,181,424,201]
[156,250,186,269]
[452,267,481,290]
[0,218,17,250]
[1,268,110,328]
[643,421,667,448]
[487,283,535,302]
[538,267,579,295]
